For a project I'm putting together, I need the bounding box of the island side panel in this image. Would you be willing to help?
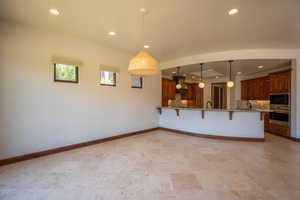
[159,109,264,138]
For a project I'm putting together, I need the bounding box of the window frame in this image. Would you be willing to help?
[131,76,143,89]
[54,63,79,83]
[99,71,117,87]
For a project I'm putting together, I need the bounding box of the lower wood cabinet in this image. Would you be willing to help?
[270,124,290,137]
[264,113,270,132]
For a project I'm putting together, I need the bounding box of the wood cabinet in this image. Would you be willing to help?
[195,86,204,108]
[182,83,195,100]
[270,124,290,137]
[162,78,176,106]
[241,76,269,100]
[161,79,203,108]
[269,70,291,93]
[241,70,290,100]
[264,113,270,132]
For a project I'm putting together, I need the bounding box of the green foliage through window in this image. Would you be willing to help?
[54,64,78,83]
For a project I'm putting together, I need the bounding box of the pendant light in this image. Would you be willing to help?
[128,9,160,76]
[198,63,205,88]
[174,67,183,89]
[227,60,234,88]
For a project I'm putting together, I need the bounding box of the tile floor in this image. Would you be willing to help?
[0,130,300,200]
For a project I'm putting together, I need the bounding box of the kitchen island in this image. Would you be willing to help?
[158,107,271,141]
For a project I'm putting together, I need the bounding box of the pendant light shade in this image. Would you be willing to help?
[227,60,234,88]
[198,63,205,88]
[227,81,234,88]
[128,9,160,76]
[128,51,160,75]
[176,84,182,89]
[198,82,205,88]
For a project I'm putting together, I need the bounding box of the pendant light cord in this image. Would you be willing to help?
[141,10,146,48]
[229,60,233,81]
[200,63,204,81]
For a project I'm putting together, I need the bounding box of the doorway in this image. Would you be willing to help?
[211,82,227,109]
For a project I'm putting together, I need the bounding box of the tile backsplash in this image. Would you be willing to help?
[236,100,270,110]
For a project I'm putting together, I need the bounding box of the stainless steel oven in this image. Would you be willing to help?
[270,93,290,106]
[269,111,290,127]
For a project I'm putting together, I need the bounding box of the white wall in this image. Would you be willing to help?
[0,22,161,159]
[161,49,300,139]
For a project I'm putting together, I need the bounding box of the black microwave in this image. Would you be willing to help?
[270,93,289,105]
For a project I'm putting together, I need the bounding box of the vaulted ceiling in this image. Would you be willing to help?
[1,0,299,62]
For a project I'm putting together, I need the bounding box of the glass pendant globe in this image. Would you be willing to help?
[176,84,182,89]
[198,82,205,88]
[227,81,234,88]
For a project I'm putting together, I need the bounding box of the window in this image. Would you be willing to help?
[131,75,143,88]
[54,63,79,83]
[100,71,116,86]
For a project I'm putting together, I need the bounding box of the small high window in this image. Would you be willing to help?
[54,63,79,83]
[100,71,116,86]
[131,75,143,88]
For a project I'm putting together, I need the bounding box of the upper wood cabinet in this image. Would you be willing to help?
[182,83,195,100]
[161,79,203,107]
[162,78,176,106]
[241,76,269,100]
[269,70,291,93]
[241,70,291,101]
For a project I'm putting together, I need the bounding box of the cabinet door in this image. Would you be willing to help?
[269,74,280,93]
[241,80,248,100]
[195,86,203,108]
[247,80,254,100]
[269,71,291,93]
[161,78,168,106]
[264,113,270,132]
[162,78,176,106]
[168,80,176,99]
[263,77,270,100]
[280,71,291,92]
[258,78,265,100]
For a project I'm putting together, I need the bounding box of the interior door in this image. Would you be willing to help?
[213,87,220,108]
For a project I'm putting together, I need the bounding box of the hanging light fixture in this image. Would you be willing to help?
[128,9,160,76]
[173,67,183,89]
[198,63,205,88]
[227,60,234,88]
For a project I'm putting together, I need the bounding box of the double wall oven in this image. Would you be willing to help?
[269,93,290,128]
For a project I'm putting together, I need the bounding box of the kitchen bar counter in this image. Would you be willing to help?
[157,106,272,113]
[158,106,267,141]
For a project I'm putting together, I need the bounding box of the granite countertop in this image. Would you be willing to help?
[158,106,272,113]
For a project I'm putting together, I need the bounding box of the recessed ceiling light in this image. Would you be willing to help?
[49,9,60,15]
[108,31,116,36]
[228,8,239,16]
[144,45,150,49]
[257,65,264,69]
[237,72,242,75]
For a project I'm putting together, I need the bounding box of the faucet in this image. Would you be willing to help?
[206,100,212,109]
[247,101,253,110]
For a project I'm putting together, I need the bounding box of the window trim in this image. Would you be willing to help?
[131,76,143,89]
[99,71,117,87]
[54,64,79,83]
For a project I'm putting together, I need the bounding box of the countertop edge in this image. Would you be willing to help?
[157,107,272,113]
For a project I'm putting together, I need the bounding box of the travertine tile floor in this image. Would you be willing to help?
[1,130,300,200]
